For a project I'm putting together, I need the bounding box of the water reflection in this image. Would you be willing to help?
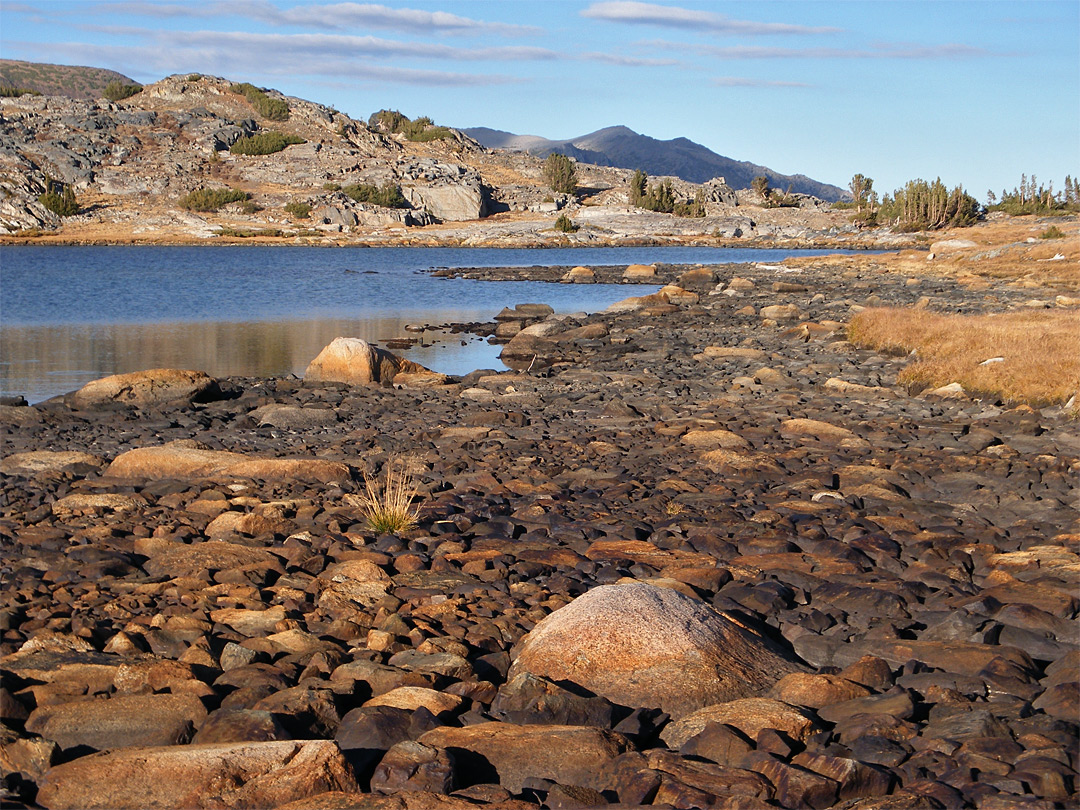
[0,317,503,403]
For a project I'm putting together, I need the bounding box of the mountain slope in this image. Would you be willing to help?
[464,124,846,201]
[0,59,137,101]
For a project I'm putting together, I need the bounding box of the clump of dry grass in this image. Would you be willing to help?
[346,457,421,534]
[849,307,1080,408]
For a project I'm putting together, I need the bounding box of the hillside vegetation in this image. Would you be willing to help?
[0,59,137,101]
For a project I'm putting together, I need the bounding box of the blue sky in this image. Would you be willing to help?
[1,1,1077,199]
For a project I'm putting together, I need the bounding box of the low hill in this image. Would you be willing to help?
[0,59,137,101]
[465,124,847,201]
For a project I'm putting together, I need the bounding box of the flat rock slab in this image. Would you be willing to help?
[35,740,358,809]
[26,693,207,751]
[508,581,806,717]
[0,450,105,475]
[142,540,281,579]
[105,440,350,482]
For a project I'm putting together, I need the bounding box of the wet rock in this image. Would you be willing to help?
[508,582,805,717]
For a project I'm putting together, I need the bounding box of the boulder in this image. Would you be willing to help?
[249,405,338,429]
[105,441,350,482]
[622,264,657,281]
[507,582,805,717]
[402,180,487,222]
[304,337,428,387]
[26,693,207,751]
[562,266,595,284]
[0,451,104,475]
[760,305,803,322]
[35,740,358,809]
[418,722,629,793]
[661,698,821,749]
[69,369,221,408]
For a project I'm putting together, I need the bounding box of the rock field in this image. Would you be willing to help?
[1,256,1078,809]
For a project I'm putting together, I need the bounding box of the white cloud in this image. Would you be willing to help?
[581,1,840,35]
[683,43,990,60]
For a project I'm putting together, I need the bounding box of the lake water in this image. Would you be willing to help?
[1,245,849,403]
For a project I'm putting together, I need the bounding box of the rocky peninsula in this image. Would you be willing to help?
[1,217,1078,808]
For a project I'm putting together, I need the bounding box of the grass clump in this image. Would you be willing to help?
[230,82,289,121]
[343,182,408,208]
[347,457,422,534]
[848,307,1080,408]
[284,201,311,218]
[1039,225,1066,239]
[229,131,306,155]
[103,80,142,101]
[553,213,579,233]
[179,187,249,212]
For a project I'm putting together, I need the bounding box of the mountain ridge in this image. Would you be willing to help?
[464,124,846,202]
[0,59,137,101]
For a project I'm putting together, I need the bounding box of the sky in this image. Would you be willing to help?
[1,1,1077,199]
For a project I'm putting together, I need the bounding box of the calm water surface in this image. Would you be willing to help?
[1,245,850,403]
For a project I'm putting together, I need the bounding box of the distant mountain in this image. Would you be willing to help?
[0,59,137,101]
[465,124,846,202]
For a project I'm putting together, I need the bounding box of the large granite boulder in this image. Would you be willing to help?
[304,337,428,387]
[507,582,806,717]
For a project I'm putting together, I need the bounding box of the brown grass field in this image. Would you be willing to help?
[848,307,1080,408]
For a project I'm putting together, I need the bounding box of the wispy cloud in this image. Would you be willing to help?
[679,42,990,60]
[711,76,811,88]
[581,1,840,36]
[78,0,539,36]
[1,38,521,86]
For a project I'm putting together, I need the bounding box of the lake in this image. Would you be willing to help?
[1,245,850,403]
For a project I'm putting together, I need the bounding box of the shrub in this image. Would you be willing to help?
[285,201,311,219]
[38,180,78,217]
[877,178,980,231]
[554,213,579,233]
[346,458,421,534]
[367,109,452,142]
[103,80,142,102]
[323,182,342,191]
[229,131,306,155]
[186,74,202,82]
[543,153,577,195]
[1039,225,1065,239]
[343,182,408,208]
[238,200,261,214]
[179,187,250,212]
[230,82,289,121]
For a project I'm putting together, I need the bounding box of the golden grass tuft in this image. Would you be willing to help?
[848,307,1080,408]
[346,457,422,534]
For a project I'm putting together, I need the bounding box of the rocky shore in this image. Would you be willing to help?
[1,251,1078,809]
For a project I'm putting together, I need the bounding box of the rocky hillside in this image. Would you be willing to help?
[0,59,136,100]
[465,125,848,201]
[0,72,882,246]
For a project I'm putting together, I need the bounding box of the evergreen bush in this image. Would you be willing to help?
[179,187,250,212]
[229,131,305,155]
[103,80,142,101]
[285,201,311,219]
[342,182,408,208]
[543,153,577,195]
[554,213,579,233]
[38,180,78,217]
[230,82,289,121]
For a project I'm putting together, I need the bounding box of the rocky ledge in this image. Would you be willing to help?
[1,257,1078,809]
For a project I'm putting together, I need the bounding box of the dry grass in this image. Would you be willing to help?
[848,307,1080,408]
[346,457,421,534]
